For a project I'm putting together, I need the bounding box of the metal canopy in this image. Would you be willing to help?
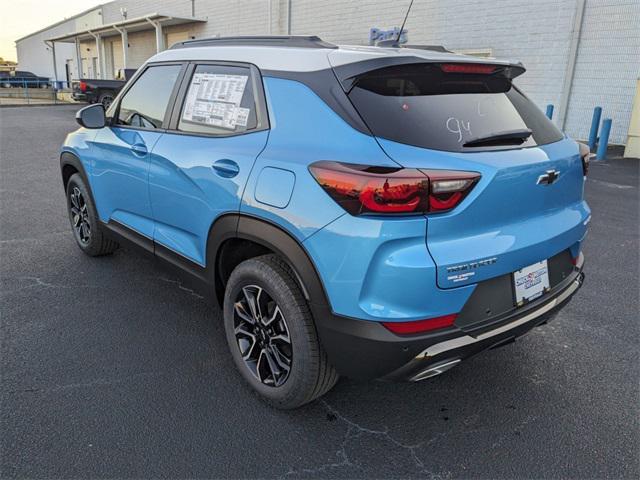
[45,13,205,81]
[46,13,206,43]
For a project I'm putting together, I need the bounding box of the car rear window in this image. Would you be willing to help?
[347,63,563,152]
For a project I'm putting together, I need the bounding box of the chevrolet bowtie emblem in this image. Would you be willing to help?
[537,169,560,185]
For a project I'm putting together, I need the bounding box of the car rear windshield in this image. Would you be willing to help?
[347,63,563,152]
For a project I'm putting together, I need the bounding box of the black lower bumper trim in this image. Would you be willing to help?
[314,269,584,381]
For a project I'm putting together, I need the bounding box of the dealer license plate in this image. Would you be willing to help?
[514,260,550,306]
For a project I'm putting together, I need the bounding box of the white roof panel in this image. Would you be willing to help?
[150,46,333,72]
[149,42,520,73]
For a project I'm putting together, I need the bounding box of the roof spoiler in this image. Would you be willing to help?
[333,57,526,92]
[401,44,452,53]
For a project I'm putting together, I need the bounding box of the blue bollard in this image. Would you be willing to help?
[545,104,554,119]
[588,106,602,150]
[596,118,612,161]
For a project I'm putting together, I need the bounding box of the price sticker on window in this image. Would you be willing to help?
[182,73,250,130]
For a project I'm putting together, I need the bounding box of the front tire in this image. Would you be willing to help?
[223,254,338,409]
[65,173,118,256]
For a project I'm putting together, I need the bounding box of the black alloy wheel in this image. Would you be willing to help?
[69,185,91,245]
[233,285,292,387]
[99,94,114,109]
[223,254,339,409]
[65,173,118,256]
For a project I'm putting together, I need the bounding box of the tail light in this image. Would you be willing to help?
[578,142,590,176]
[382,314,457,335]
[309,161,480,216]
[309,162,429,214]
[440,63,497,74]
[439,63,525,79]
[425,170,481,212]
[79,81,87,92]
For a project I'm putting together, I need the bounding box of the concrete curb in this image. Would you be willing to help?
[0,103,80,108]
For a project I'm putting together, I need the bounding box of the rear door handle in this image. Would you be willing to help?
[212,159,240,178]
[130,143,148,156]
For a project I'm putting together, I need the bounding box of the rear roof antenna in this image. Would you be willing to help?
[377,0,415,48]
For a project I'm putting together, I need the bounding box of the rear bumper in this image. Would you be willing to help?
[314,265,584,381]
[71,92,89,102]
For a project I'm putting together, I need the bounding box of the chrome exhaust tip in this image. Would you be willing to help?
[410,359,461,382]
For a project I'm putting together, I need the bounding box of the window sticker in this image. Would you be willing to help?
[182,73,250,130]
[235,107,250,127]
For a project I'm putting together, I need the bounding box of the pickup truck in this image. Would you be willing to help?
[0,71,51,88]
[72,68,136,108]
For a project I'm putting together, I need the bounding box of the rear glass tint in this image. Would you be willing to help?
[348,63,563,152]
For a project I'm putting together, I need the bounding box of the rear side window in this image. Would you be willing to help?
[178,64,262,136]
[348,63,563,152]
[116,64,181,129]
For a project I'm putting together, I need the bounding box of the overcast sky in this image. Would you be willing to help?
[0,0,105,61]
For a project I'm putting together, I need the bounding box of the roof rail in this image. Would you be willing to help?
[170,35,338,50]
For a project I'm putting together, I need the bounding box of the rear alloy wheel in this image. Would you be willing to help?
[66,173,118,256]
[98,92,114,109]
[234,285,292,387]
[223,254,338,409]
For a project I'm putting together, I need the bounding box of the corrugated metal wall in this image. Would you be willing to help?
[17,0,640,144]
[563,0,640,145]
[289,0,640,144]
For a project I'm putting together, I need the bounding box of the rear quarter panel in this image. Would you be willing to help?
[240,76,398,241]
[243,76,475,321]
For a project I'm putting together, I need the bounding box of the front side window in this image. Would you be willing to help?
[116,64,181,129]
[178,64,261,135]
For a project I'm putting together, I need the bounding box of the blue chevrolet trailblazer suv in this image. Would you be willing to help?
[61,36,589,409]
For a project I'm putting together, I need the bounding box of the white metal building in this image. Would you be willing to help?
[14,0,640,145]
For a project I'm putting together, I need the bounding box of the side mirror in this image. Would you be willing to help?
[76,103,106,129]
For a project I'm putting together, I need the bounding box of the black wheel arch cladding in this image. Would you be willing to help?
[207,214,331,311]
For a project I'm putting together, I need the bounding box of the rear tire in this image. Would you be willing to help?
[223,254,338,409]
[65,173,118,256]
[98,91,114,109]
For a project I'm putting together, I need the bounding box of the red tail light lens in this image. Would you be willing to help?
[308,162,429,215]
[79,81,87,92]
[441,63,497,74]
[423,170,480,213]
[382,314,457,335]
[309,162,480,216]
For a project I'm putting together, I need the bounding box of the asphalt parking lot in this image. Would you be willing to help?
[1,104,638,479]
